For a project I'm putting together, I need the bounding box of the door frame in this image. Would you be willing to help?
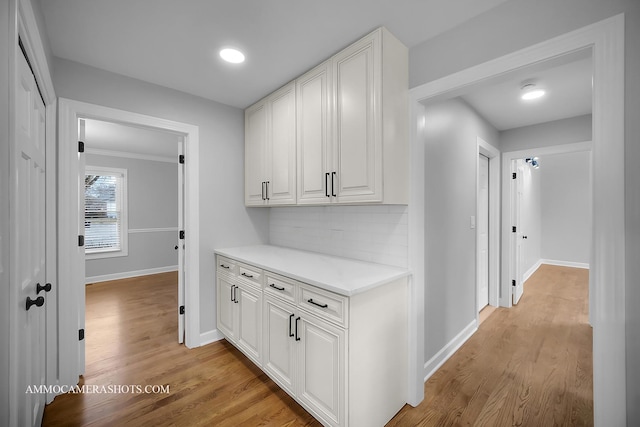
[476,137,500,324]
[501,141,592,307]
[57,99,201,391]
[409,14,625,424]
[5,0,58,415]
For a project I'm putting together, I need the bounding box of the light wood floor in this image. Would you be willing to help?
[43,265,592,426]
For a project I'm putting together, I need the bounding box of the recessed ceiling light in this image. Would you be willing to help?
[220,48,245,64]
[521,83,545,100]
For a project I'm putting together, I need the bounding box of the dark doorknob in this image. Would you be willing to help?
[37,283,52,294]
[523,235,528,239]
[26,296,44,310]
[174,245,178,250]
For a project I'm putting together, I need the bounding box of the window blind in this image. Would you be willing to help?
[85,171,124,253]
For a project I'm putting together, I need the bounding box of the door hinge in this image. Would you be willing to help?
[179,230,185,240]
[512,226,517,233]
[78,141,85,153]
[78,235,85,247]
[512,172,516,179]
[512,280,516,287]
[79,329,85,340]
[179,154,185,164]
[179,306,185,315]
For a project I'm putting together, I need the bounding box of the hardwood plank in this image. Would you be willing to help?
[44,265,592,426]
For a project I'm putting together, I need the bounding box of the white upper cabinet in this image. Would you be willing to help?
[245,101,268,206]
[245,82,297,206]
[246,27,408,206]
[297,61,332,204]
[332,31,382,203]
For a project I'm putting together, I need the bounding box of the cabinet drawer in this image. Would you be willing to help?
[217,256,237,275]
[299,284,348,328]
[238,263,263,286]
[264,273,297,304]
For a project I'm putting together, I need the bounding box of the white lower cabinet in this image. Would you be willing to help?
[216,255,407,427]
[263,294,345,427]
[216,271,262,367]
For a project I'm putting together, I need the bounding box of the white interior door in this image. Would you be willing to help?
[512,161,525,305]
[477,154,489,311]
[10,47,47,427]
[178,138,185,343]
[77,119,86,372]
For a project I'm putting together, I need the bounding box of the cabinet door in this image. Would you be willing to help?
[297,314,345,427]
[236,283,262,365]
[245,100,267,206]
[332,29,383,203]
[216,275,237,342]
[263,296,296,396]
[297,61,332,204]
[267,82,297,205]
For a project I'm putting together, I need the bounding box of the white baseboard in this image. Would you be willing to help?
[200,329,225,346]
[424,319,477,382]
[541,259,590,269]
[85,265,178,284]
[523,259,543,283]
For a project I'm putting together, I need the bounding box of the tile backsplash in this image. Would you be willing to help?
[269,205,408,268]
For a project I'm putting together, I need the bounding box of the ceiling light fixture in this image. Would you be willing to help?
[219,48,245,64]
[520,83,545,100]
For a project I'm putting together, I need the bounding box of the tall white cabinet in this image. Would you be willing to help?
[247,27,408,206]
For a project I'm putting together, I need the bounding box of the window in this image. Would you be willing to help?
[84,166,128,259]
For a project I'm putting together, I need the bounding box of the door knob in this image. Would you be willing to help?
[37,283,52,294]
[174,245,178,250]
[26,296,44,310]
[523,235,528,239]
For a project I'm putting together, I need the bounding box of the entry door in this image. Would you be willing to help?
[477,154,489,311]
[11,47,47,427]
[512,162,525,305]
[178,138,185,343]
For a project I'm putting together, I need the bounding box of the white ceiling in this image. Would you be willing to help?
[84,119,180,159]
[461,52,593,130]
[39,0,512,109]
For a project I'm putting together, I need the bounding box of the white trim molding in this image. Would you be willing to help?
[424,320,477,382]
[85,266,178,284]
[128,227,178,234]
[542,259,590,270]
[409,15,625,424]
[523,259,544,284]
[200,330,225,346]
[85,147,175,163]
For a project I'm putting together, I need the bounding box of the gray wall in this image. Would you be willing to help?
[422,97,499,361]
[84,153,179,279]
[540,151,591,264]
[53,58,270,334]
[409,0,640,422]
[500,114,592,152]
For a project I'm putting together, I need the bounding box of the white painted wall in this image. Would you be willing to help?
[518,159,542,278]
[84,153,179,280]
[540,151,591,265]
[269,205,408,268]
[410,1,640,422]
[421,98,499,362]
[52,58,270,334]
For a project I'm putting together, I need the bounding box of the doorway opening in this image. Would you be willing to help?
[57,99,200,392]
[79,117,187,374]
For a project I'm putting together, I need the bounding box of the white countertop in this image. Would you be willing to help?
[214,245,410,296]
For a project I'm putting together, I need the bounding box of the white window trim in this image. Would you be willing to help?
[84,165,128,260]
